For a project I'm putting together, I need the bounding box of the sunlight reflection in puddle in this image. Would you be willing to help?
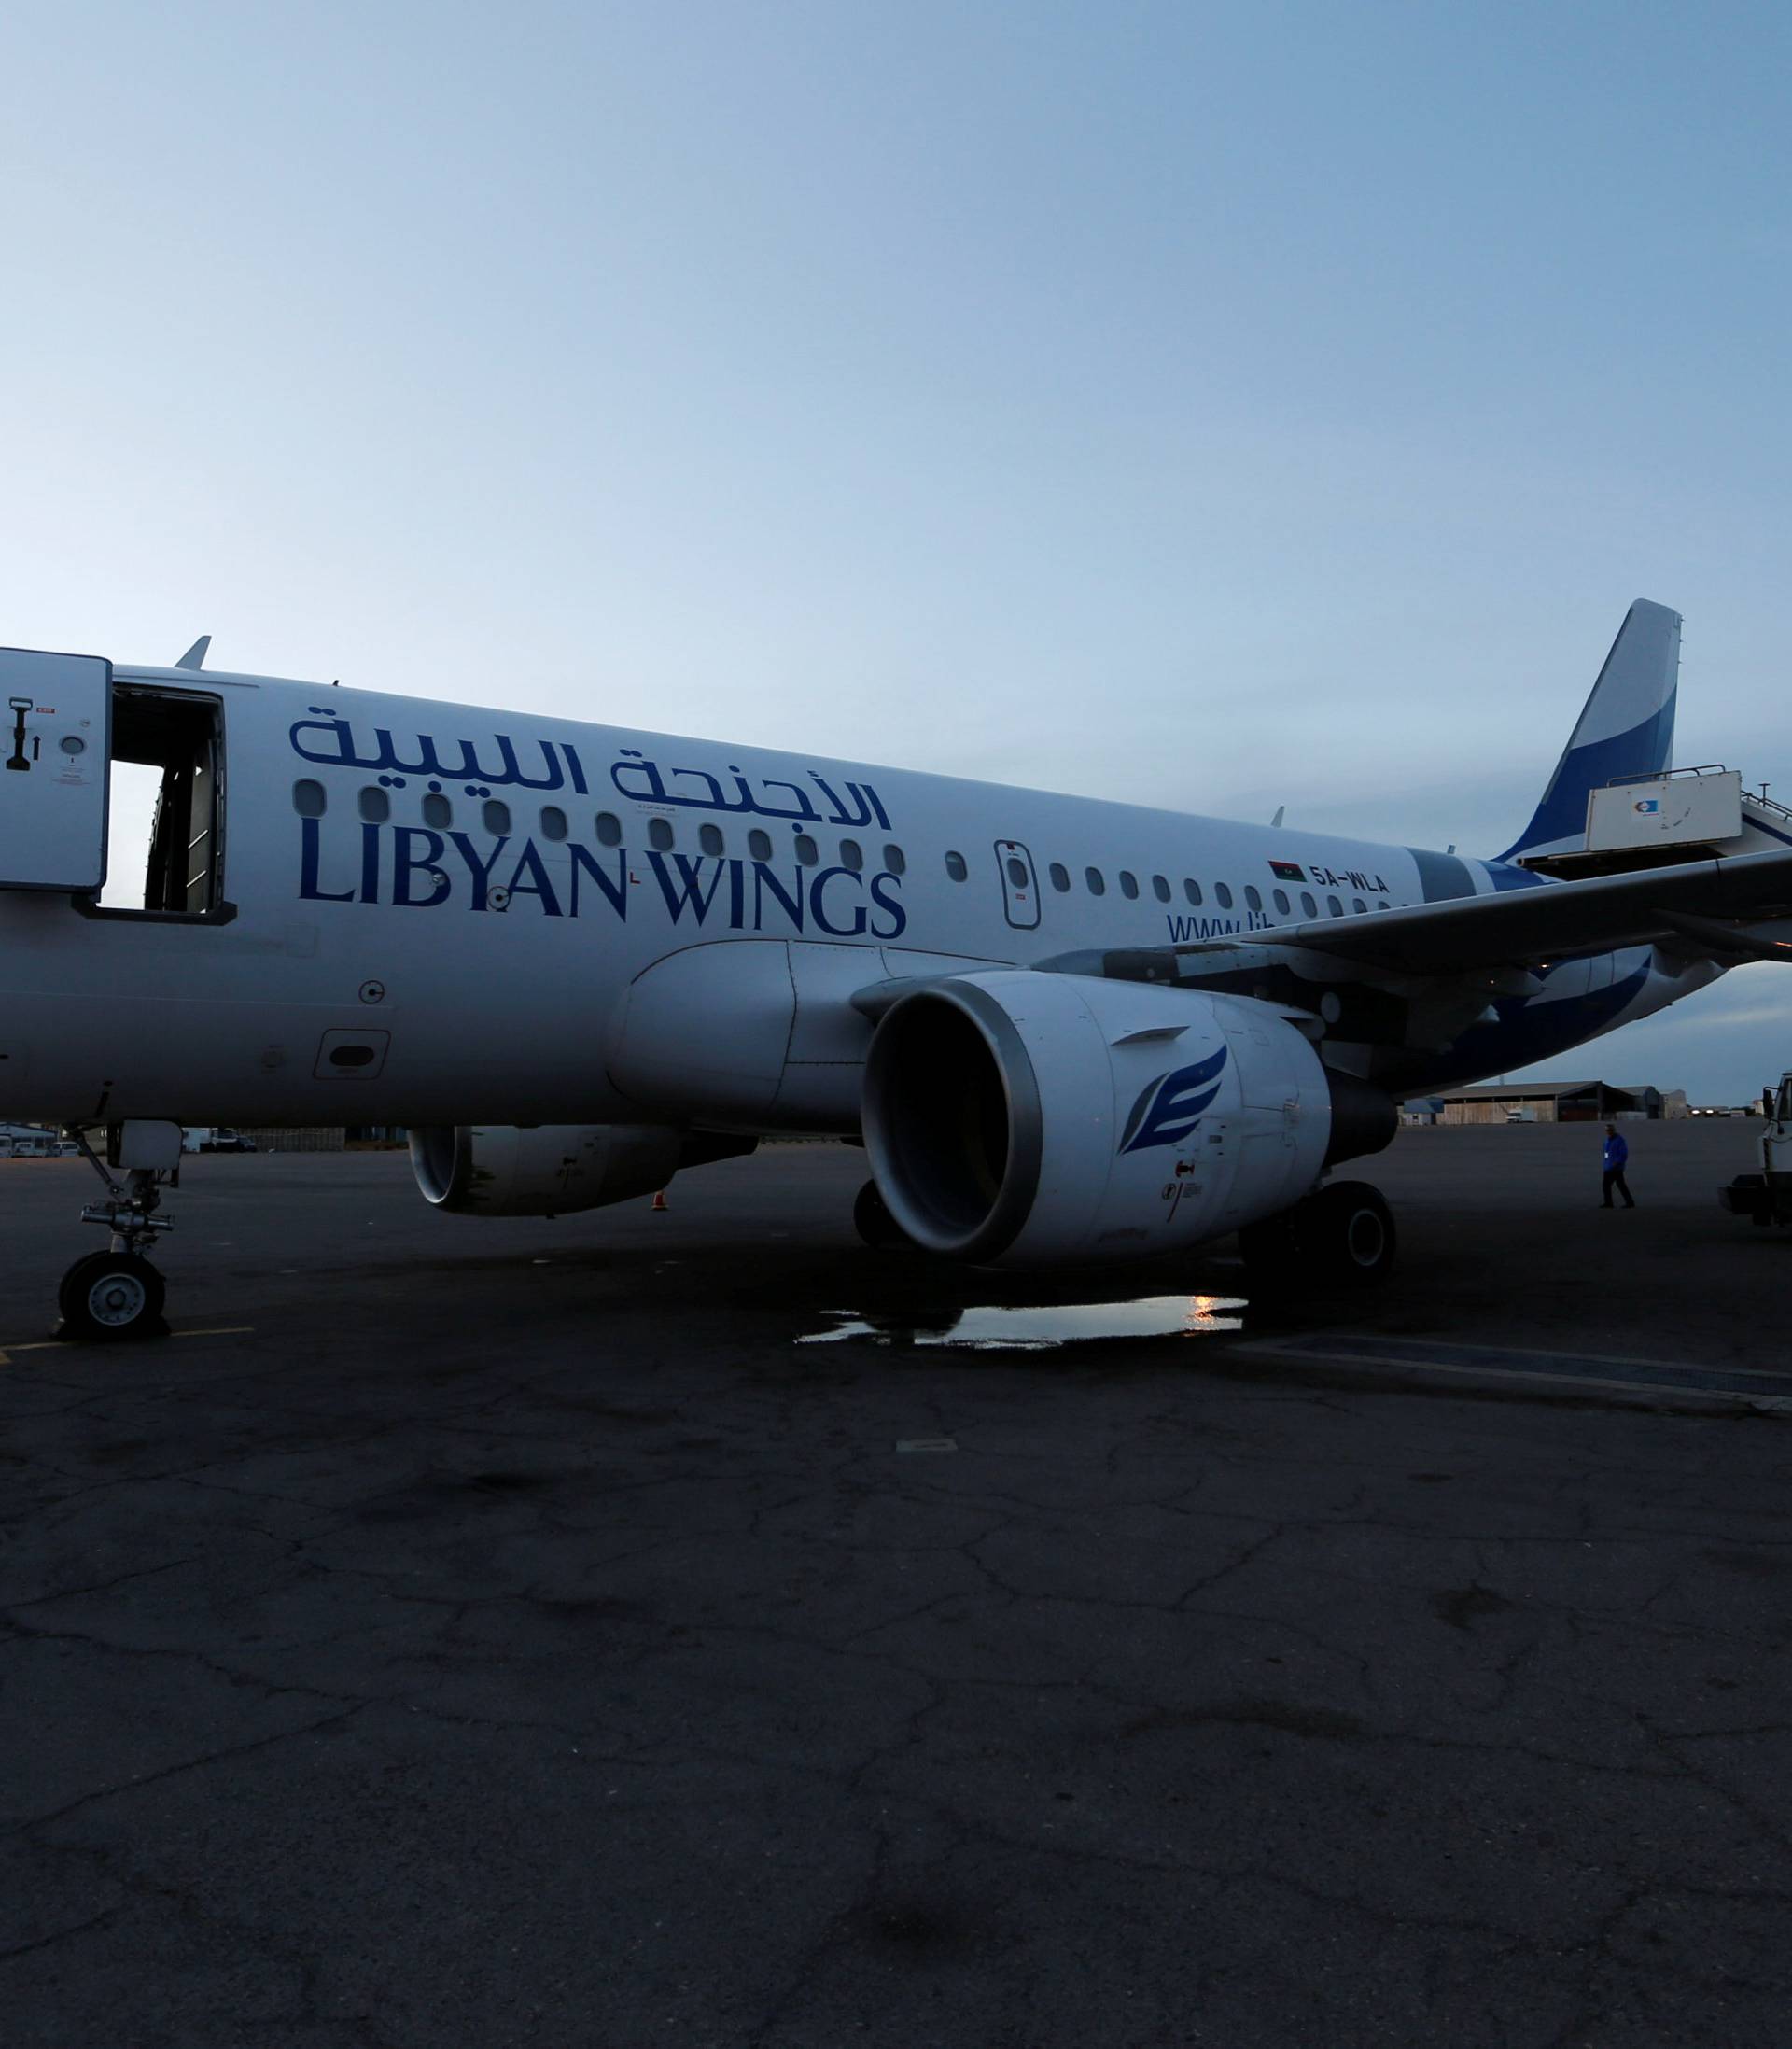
[797,1295,1248,1351]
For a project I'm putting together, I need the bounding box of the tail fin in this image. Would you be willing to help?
[1498,599,1681,862]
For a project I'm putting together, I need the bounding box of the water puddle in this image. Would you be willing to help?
[798,1294,1248,1351]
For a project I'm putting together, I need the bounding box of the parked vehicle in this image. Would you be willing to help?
[182,1128,259,1153]
[1719,1074,1792,1228]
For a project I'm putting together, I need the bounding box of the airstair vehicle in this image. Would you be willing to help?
[1519,765,1792,882]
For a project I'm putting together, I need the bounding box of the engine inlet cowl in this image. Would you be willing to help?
[861,972,1337,1266]
[410,1123,684,1217]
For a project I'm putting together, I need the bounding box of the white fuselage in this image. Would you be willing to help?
[0,664,1715,1130]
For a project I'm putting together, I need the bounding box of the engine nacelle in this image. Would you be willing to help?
[861,972,1393,1266]
[410,1123,685,1218]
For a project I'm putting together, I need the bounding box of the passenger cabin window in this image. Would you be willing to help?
[1351,896,1366,915]
[104,687,225,916]
[1183,879,1202,905]
[595,811,623,847]
[1006,856,1029,888]
[1049,862,1071,891]
[1301,891,1318,918]
[292,779,326,820]
[840,838,863,871]
[1119,870,1139,899]
[358,787,390,823]
[883,843,905,875]
[749,828,773,861]
[541,806,569,842]
[794,834,819,865]
[1152,875,1170,902]
[1327,894,1343,917]
[423,793,452,829]
[1244,885,1263,914]
[484,799,512,835]
[945,850,968,880]
[1214,883,1233,909]
[1085,866,1106,895]
[647,816,674,851]
[1272,888,1290,915]
[698,822,723,856]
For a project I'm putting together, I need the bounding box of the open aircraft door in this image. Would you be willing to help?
[0,648,111,892]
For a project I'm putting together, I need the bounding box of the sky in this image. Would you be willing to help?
[2,1,1787,1101]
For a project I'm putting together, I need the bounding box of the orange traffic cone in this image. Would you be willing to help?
[651,1189,668,1212]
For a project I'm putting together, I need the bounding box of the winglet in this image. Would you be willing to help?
[175,635,211,671]
[1499,601,1681,862]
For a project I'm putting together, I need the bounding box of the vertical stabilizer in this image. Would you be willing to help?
[1498,600,1680,863]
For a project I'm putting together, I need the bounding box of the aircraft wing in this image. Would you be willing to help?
[1263,847,1792,975]
[1028,846,1792,993]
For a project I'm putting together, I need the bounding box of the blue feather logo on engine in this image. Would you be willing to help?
[1118,1046,1228,1154]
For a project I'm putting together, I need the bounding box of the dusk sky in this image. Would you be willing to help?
[3,3,1787,1099]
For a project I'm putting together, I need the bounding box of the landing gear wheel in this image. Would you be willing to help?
[1305,1181,1396,1287]
[853,1180,914,1252]
[56,1251,168,1342]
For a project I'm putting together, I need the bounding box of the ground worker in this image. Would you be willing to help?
[1602,1123,1635,1209]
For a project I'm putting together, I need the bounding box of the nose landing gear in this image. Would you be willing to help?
[59,1249,167,1339]
[58,1124,179,1341]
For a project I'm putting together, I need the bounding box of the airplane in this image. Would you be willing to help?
[2,599,1788,1340]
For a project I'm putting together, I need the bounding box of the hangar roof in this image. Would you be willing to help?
[1429,1080,1640,1103]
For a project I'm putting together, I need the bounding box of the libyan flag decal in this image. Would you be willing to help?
[1268,859,1305,882]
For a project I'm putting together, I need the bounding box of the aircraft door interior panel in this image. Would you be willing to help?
[0,648,111,891]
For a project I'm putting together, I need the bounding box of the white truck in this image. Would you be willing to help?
[180,1127,258,1153]
[1719,1075,1792,1228]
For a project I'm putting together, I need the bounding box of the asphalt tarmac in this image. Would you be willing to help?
[4,1121,1790,2047]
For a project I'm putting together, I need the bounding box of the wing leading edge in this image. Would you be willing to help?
[1243,846,1792,976]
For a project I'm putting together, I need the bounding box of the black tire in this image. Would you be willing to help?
[57,1251,167,1341]
[1305,1180,1396,1286]
[853,1180,913,1251]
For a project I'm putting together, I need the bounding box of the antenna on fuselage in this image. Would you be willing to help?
[1270,806,1285,828]
[174,636,211,671]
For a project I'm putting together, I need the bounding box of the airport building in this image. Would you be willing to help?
[1404,1081,1673,1126]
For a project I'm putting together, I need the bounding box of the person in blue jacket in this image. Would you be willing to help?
[1602,1123,1635,1209]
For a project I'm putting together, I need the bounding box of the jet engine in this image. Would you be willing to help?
[409,1124,749,1218]
[861,971,1394,1266]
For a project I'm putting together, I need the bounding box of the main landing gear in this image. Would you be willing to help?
[1239,1179,1396,1290]
[57,1123,179,1341]
[853,1179,917,1252]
